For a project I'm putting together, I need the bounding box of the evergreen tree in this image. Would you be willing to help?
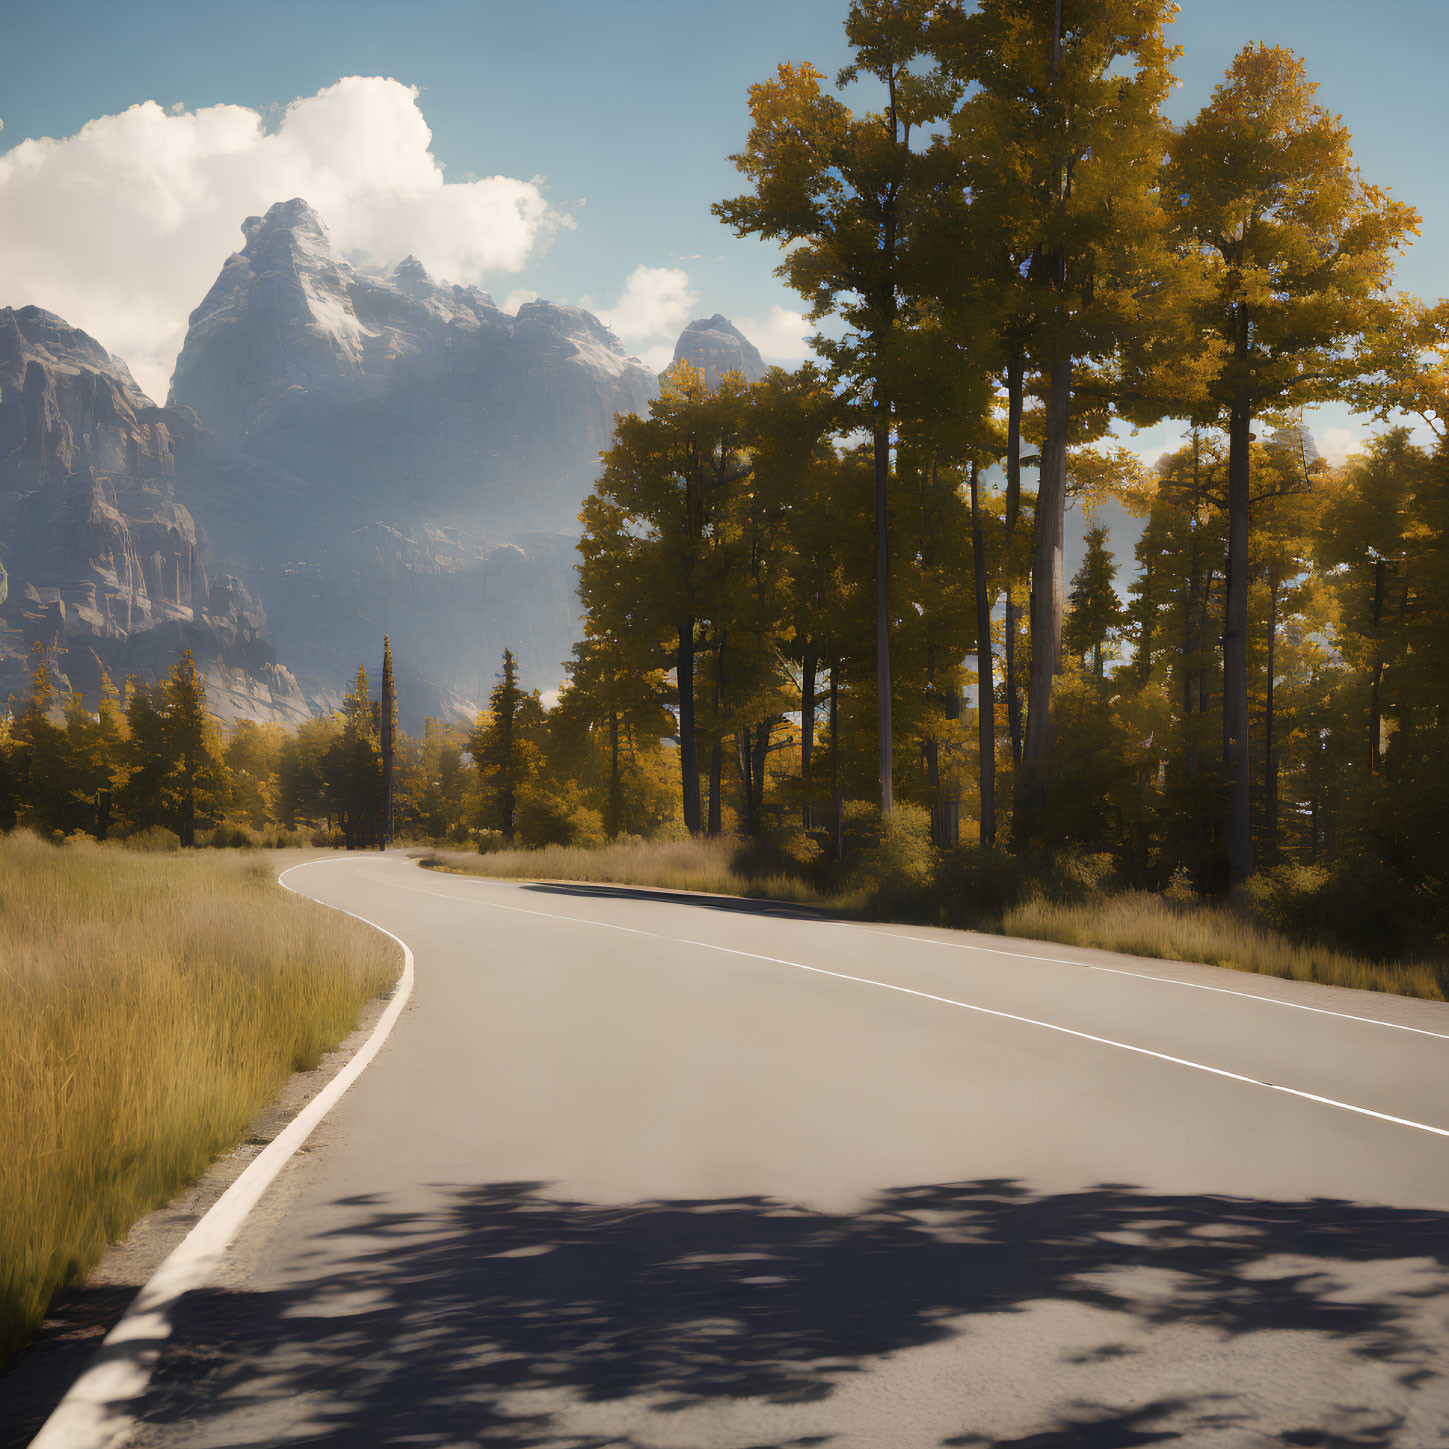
[1064,524,1126,677]
[469,649,543,841]
[380,635,397,848]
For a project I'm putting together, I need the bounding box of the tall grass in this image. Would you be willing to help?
[0,833,399,1365]
[423,838,1443,1002]
[1005,891,1444,999]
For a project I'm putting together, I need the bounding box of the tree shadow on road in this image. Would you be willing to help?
[137,1180,1448,1448]
[519,880,842,923]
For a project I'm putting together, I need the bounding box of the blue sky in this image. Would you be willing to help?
[1,0,1443,454]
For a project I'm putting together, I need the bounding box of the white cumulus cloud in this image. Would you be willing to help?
[0,77,567,399]
[735,304,815,364]
[591,264,698,349]
[1319,426,1367,467]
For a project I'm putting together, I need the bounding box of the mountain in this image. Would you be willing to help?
[0,305,309,721]
[3,203,773,731]
[160,199,662,724]
[671,314,769,386]
[170,199,658,542]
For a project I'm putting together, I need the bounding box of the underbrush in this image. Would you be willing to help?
[421,825,1444,1003]
[0,832,400,1366]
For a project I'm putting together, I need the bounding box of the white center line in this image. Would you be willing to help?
[370,864,1449,1142]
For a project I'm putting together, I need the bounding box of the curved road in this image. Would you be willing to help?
[118,855,1449,1446]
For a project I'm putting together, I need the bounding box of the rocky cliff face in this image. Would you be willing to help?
[672,314,769,387]
[0,306,310,721]
[151,199,665,724]
[4,204,769,731]
[171,199,659,542]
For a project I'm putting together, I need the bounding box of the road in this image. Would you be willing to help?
[112,855,1449,1446]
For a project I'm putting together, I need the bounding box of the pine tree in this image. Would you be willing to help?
[470,649,544,842]
[380,635,397,848]
[1064,524,1126,678]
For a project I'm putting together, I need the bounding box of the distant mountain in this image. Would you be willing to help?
[0,305,309,721]
[157,198,663,724]
[671,314,769,386]
[2,203,775,729]
[171,199,659,541]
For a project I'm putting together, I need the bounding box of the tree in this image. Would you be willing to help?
[579,362,753,832]
[1166,43,1419,886]
[167,650,210,847]
[380,635,397,848]
[1063,524,1126,677]
[715,2,953,813]
[942,0,1180,833]
[469,648,543,842]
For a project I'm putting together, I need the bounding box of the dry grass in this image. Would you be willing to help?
[422,838,1442,1002]
[1005,891,1444,1000]
[0,833,399,1365]
[421,839,826,905]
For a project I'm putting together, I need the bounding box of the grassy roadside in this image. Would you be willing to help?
[421,839,1445,1003]
[0,834,399,1366]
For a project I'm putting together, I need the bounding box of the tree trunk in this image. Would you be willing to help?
[607,704,621,840]
[1369,556,1386,775]
[970,459,996,849]
[708,739,723,836]
[830,657,843,862]
[1264,575,1279,859]
[800,642,817,831]
[1222,390,1253,887]
[676,622,701,832]
[735,727,757,837]
[751,721,770,834]
[1018,357,1071,837]
[1003,355,1024,768]
[874,418,893,814]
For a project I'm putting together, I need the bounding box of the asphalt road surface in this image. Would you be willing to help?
[116,854,1449,1447]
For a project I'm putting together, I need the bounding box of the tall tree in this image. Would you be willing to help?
[1167,43,1419,885]
[380,635,397,849]
[1063,523,1126,678]
[944,0,1179,836]
[579,362,753,832]
[470,648,544,842]
[715,1,952,813]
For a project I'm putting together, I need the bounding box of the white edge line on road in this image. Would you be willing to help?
[847,926,1449,1042]
[418,859,1449,1042]
[377,863,1449,1142]
[27,859,416,1449]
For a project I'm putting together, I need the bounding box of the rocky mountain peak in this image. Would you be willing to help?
[240,196,330,244]
[672,314,768,386]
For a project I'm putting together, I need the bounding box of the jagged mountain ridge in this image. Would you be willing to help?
[2,196,773,730]
[170,199,660,544]
[0,305,310,721]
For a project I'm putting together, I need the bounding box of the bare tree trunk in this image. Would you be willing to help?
[1222,390,1253,887]
[1019,358,1070,837]
[874,418,893,815]
[970,459,996,848]
[830,657,843,862]
[1369,557,1386,775]
[708,739,723,836]
[1264,575,1278,859]
[800,642,817,830]
[677,622,701,833]
[607,704,621,840]
[1003,355,1025,767]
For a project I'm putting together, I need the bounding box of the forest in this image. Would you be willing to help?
[3,0,1448,970]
